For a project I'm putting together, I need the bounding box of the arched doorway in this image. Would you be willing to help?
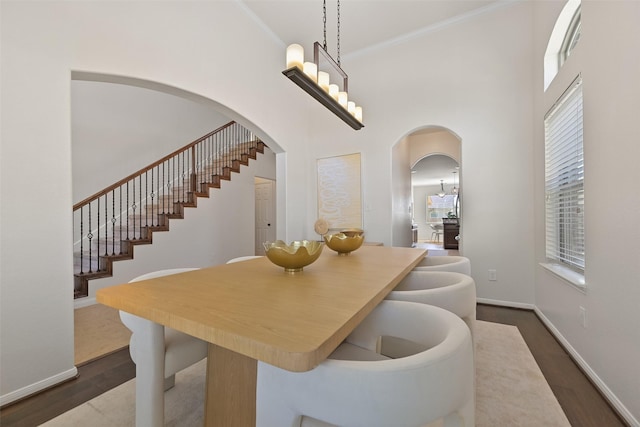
[391,126,461,249]
[412,154,459,249]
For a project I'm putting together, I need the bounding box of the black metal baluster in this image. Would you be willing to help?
[166,160,171,214]
[156,164,160,215]
[138,175,142,238]
[111,189,116,255]
[216,131,220,176]
[119,186,123,254]
[222,128,225,174]
[179,152,184,202]
[132,178,137,240]
[203,137,208,186]
[234,123,238,162]
[171,157,175,213]
[150,168,155,226]
[79,206,84,274]
[162,162,166,214]
[126,181,130,240]
[226,127,230,171]
[103,194,107,257]
[87,202,93,273]
[198,142,202,188]
[145,171,149,228]
[97,197,103,266]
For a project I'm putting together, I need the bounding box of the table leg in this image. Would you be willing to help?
[204,343,257,427]
[135,319,165,427]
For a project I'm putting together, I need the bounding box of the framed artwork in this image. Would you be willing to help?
[317,153,362,230]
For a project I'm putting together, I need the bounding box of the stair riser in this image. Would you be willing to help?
[73,135,266,298]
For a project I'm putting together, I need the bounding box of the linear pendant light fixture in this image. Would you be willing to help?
[282,0,364,130]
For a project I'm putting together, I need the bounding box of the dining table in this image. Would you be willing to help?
[96,244,427,427]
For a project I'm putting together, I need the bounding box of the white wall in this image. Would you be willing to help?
[72,80,230,203]
[408,130,461,168]
[533,1,640,424]
[391,137,412,247]
[1,0,312,404]
[303,1,536,303]
[2,1,639,423]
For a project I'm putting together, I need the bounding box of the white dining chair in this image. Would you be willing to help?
[119,268,208,425]
[429,222,443,242]
[413,255,471,276]
[256,300,475,427]
[386,270,477,343]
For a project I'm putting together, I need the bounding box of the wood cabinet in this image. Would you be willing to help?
[442,218,459,250]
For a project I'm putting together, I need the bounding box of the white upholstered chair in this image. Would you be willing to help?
[256,300,475,427]
[386,270,477,342]
[226,255,263,264]
[119,268,208,425]
[413,255,471,276]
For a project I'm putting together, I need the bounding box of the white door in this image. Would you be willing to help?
[255,178,276,255]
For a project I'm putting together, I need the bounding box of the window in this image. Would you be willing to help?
[559,6,581,66]
[544,0,581,90]
[427,195,457,222]
[544,76,584,275]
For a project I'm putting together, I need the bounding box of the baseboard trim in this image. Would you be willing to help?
[74,296,97,309]
[476,297,535,310]
[534,307,639,427]
[0,367,78,407]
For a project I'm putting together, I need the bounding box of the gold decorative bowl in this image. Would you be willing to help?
[339,228,365,238]
[324,232,365,256]
[263,240,324,273]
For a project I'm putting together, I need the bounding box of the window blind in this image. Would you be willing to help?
[544,76,584,272]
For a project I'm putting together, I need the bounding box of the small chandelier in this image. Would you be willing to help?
[283,0,364,130]
[451,171,458,195]
[436,180,446,198]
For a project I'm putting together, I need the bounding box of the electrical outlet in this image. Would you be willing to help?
[488,269,497,281]
[579,306,587,328]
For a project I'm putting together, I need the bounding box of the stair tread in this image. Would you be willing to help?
[73,133,266,298]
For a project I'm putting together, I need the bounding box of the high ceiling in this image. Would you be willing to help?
[241,0,479,188]
[241,0,503,58]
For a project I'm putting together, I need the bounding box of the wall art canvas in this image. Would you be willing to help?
[317,153,362,229]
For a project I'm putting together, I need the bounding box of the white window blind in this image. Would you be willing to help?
[544,76,584,272]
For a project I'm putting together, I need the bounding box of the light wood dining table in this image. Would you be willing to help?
[97,245,426,427]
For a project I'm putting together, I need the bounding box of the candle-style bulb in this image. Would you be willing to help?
[303,62,318,82]
[286,44,304,70]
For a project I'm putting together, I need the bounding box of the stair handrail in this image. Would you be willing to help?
[72,120,265,298]
[73,121,237,211]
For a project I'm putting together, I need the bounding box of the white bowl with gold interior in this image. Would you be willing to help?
[263,240,324,273]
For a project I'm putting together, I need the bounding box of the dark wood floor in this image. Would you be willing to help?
[0,304,629,427]
[476,304,628,427]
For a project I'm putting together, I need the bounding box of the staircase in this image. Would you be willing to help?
[73,121,266,298]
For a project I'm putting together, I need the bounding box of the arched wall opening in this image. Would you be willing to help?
[70,71,280,304]
[391,125,462,248]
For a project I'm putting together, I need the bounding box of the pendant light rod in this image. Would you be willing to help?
[283,0,363,130]
[452,171,458,195]
[437,180,446,198]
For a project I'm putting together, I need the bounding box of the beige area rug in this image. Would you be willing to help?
[75,304,131,365]
[45,320,570,426]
